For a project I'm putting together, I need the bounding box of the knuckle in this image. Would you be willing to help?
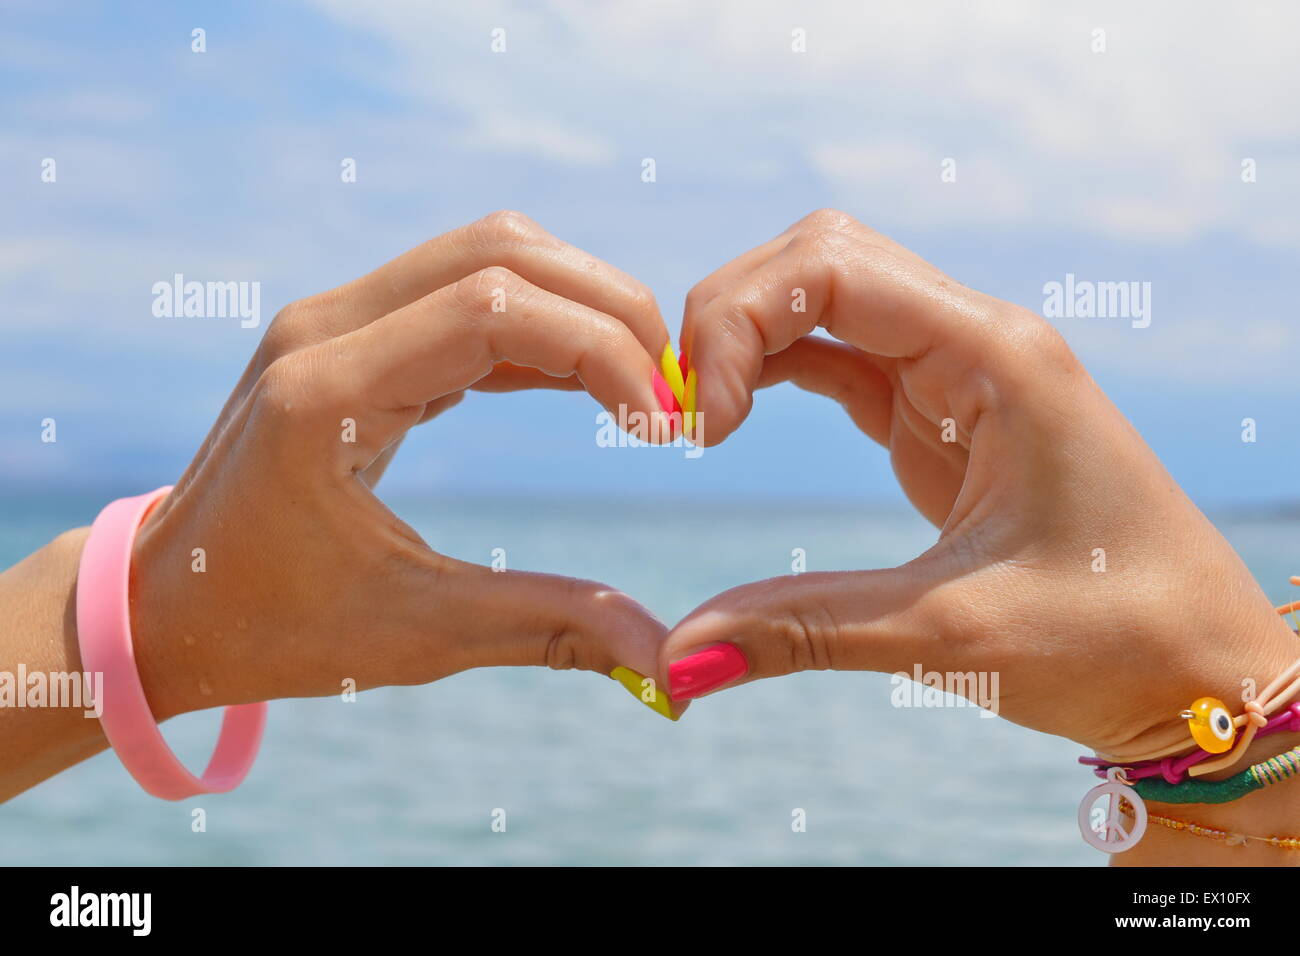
[996,308,1084,383]
[542,578,596,671]
[716,297,758,349]
[271,298,309,329]
[477,209,538,244]
[540,581,651,675]
[456,266,526,312]
[800,207,857,234]
[779,593,839,673]
[793,223,856,267]
[543,625,582,671]
[527,574,598,671]
[261,299,316,360]
[626,282,661,320]
[1027,316,1081,373]
[682,281,714,318]
[586,313,626,352]
[253,353,314,418]
[718,342,759,416]
[476,264,519,289]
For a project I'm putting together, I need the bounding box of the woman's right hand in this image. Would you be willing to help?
[128,211,684,722]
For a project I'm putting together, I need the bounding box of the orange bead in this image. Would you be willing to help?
[1184,697,1236,753]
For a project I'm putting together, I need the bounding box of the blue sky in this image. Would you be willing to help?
[2,0,1297,508]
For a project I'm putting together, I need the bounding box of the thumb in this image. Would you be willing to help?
[664,564,957,701]
[435,559,686,721]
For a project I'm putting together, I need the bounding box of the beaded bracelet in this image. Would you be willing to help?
[1119,798,1300,850]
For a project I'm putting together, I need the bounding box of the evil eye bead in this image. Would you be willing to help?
[1183,697,1237,754]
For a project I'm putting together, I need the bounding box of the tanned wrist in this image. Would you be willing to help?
[127,514,216,723]
[1115,597,1300,866]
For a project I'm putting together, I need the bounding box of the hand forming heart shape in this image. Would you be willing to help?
[655,210,1294,771]
[124,210,1296,831]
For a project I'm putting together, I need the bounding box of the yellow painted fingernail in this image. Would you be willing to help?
[683,368,697,435]
[610,666,678,721]
[659,343,685,405]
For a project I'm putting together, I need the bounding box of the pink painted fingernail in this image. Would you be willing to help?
[669,644,748,700]
[651,368,681,415]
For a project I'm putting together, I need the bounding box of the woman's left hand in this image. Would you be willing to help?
[127,211,686,722]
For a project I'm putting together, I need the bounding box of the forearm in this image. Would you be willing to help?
[0,528,111,801]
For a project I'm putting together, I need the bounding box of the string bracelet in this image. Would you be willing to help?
[1081,701,1300,784]
[1132,744,1300,805]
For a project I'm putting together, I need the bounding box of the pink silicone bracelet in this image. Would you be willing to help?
[76,486,267,800]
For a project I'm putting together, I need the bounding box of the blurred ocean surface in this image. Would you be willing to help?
[2,490,1297,866]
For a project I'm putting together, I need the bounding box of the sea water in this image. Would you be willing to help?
[2,491,1295,866]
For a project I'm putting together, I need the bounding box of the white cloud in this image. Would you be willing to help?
[4,0,1297,402]
[302,0,1300,245]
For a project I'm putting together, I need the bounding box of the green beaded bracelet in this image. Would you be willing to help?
[1134,745,1300,804]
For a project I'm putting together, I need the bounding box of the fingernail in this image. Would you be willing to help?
[610,666,678,721]
[651,368,680,415]
[669,644,748,700]
[679,341,690,379]
[659,343,685,405]
[682,368,698,435]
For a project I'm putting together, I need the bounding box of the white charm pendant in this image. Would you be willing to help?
[1077,767,1147,853]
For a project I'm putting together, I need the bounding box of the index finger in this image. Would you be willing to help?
[682,210,1061,446]
[288,210,673,359]
[679,209,930,365]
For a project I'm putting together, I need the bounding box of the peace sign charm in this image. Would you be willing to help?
[1077,767,1147,853]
